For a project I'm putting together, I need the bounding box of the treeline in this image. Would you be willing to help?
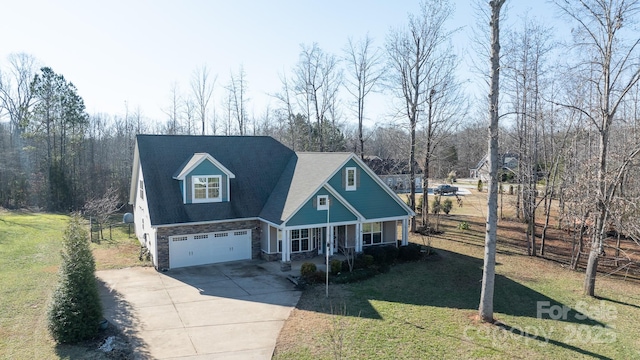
[0,56,477,212]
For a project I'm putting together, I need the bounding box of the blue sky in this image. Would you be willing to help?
[0,0,562,127]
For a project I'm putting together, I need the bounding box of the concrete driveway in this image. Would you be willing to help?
[97,261,301,359]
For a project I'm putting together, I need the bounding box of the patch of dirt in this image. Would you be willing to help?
[55,320,134,359]
[274,284,353,357]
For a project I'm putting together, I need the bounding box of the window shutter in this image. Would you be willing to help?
[312,197,317,208]
[342,168,346,188]
[356,168,361,187]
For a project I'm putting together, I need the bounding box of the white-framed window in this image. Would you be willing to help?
[291,229,312,252]
[317,195,329,210]
[139,180,144,199]
[277,229,283,253]
[346,167,357,191]
[362,222,382,246]
[192,175,222,203]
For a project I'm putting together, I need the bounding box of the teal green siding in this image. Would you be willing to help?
[185,160,229,203]
[286,187,357,227]
[328,159,408,219]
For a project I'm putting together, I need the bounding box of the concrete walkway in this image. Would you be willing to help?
[97,261,301,359]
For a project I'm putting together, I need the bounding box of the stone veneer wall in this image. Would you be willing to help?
[291,249,318,261]
[155,219,261,270]
[261,249,318,262]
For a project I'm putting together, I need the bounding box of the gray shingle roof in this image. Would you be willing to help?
[259,152,352,224]
[137,135,295,226]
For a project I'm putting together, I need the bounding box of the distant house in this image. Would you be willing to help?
[363,156,424,193]
[470,153,519,182]
[129,135,414,270]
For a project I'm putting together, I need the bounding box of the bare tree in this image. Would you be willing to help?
[479,0,506,324]
[272,72,300,150]
[386,0,457,232]
[0,53,38,142]
[343,34,385,159]
[226,65,249,135]
[294,43,342,151]
[84,187,123,241]
[190,65,217,135]
[554,0,640,296]
[502,18,556,254]
[163,81,182,134]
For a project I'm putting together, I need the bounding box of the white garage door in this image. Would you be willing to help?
[169,229,252,269]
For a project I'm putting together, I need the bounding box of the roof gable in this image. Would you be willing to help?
[328,157,414,219]
[173,153,236,180]
[259,152,352,224]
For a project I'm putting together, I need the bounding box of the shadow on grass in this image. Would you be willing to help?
[596,295,640,310]
[495,322,613,360]
[300,249,606,325]
[293,247,619,358]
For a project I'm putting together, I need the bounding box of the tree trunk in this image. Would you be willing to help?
[479,0,505,324]
[409,120,417,233]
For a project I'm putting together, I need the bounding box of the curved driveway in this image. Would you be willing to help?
[98,261,300,359]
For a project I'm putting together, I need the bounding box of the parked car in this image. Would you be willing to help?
[434,184,458,195]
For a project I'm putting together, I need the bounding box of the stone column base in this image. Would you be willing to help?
[280,261,292,272]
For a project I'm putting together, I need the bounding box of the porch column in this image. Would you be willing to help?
[325,225,330,256]
[267,225,271,253]
[281,229,290,262]
[355,222,362,252]
[329,225,335,255]
[402,218,409,245]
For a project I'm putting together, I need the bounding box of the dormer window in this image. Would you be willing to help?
[174,153,235,204]
[346,167,357,191]
[193,175,222,203]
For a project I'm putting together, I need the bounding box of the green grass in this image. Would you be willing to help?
[0,211,147,359]
[0,212,68,359]
[274,228,640,359]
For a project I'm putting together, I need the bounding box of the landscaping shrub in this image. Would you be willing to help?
[332,268,379,284]
[477,179,483,192]
[364,246,385,265]
[47,214,103,344]
[362,254,374,267]
[306,270,326,284]
[398,243,422,262]
[458,221,470,230]
[300,262,317,277]
[442,199,453,214]
[364,245,398,265]
[330,259,342,275]
[385,245,399,264]
[431,198,441,215]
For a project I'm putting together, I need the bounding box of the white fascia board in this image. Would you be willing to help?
[173,153,236,180]
[324,184,364,220]
[128,141,140,205]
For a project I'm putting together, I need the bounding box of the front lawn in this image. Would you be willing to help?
[274,220,640,359]
[0,211,148,359]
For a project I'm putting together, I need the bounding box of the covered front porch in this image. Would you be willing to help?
[261,217,410,265]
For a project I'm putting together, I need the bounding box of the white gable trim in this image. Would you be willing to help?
[281,183,363,226]
[324,184,365,220]
[128,140,141,205]
[173,152,236,180]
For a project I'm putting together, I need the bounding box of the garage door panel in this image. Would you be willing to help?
[169,230,252,269]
